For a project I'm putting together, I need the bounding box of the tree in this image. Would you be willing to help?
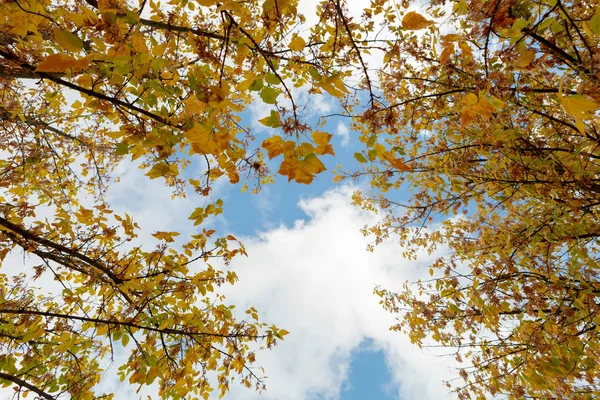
[0,0,354,397]
[338,0,600,398]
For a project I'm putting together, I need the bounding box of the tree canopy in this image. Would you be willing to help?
[2,0,600,399]
[351,0,600,398]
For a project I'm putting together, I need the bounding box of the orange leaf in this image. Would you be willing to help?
[36,54,79,73]
[440,44,454,65]
[312,130,335,156]
[459,41,472,59]
[262,135,285,159]
[402,12,434,30]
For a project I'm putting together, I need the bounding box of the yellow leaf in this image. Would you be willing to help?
[152,43,168,57]
[402,11,434,30]
[146,162,177,179]
[196,0,218,6]
[185,124,222,155]
[262,135,285,159]
[489,95,506,109]
[288,35,306,51]
[460,93,478,107]
[130,33,148,53]
[312,131,335,156]
[561,95,598,134]
[382,152,411,171]
[515,49,535,68]
[302,153,326,176]
[441,34,461,44]
[152,231,180,242]
[561,95,598,116]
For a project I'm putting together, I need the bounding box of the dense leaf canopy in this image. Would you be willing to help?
[354,0,600,398]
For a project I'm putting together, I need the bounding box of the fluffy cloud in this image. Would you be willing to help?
[335,122,351,147]
[221,186,456,400]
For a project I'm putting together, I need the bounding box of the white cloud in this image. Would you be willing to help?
[335,122,351,147]
[220,186,457,400]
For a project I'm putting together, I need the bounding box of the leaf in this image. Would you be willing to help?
[288,35,306,51]
[188,207,205,226]
[258,110,282,128]
[515,49,536,68]
[152,231,180,242]
[561,95,598,134]
[591,14,600,36]
[354,152,367,163]
[440,44,454,65]
[460,93,479,107]
[402,11,434,30]
[260,87,279,104]
[53,29,85,52]
[561,95,598,116]
[264,73,280,85]
[115,142,129,155]
[459,41,472,59]
[312,130,335,156]
[249,79,264,91]
[36,54,80,73]
[262,135,285,158]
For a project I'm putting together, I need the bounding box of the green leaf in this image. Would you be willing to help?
[125,10,140,24]
[53,28,85,52]
[354,152,367,163]
[249,79,264,91]
[591,14,600,36]
[188,207,205,226]
[260,87,279,104]
[258,110,282,128]
[366,135,377,148]
[265,73,280,85]
[115,142,129,155]
[367,148,377,161]
[308,67,322,81]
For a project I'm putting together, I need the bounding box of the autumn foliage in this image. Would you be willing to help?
[2,0,600,398]
[346,0,600,398]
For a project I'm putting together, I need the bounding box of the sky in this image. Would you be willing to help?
[94,159,459,400]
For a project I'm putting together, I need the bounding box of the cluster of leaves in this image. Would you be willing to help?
[338,0,600,398]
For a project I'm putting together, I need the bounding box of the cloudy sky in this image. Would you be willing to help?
[96,158,458,400]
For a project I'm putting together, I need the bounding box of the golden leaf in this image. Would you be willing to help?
[402,11,434,30]
[262,135,285,159]
[515,49,536,68]
[36,54,80,73]
[288,35,306,51]
[460,93,479,107]
[440,44,454,65]
[561,95,598,116]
